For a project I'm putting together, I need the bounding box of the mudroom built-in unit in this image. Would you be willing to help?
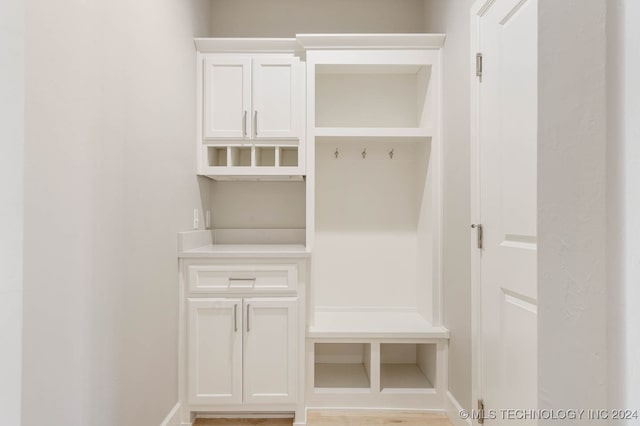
[178,34,447,425]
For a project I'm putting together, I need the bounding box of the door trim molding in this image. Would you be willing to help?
[469,1,488,425]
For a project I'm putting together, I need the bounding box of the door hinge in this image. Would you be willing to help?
[471,224,483,249]
[476,52,483,79]
[478,399,485,424]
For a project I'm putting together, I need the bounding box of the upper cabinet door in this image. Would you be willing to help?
[243,297,298,404]
[252,57,301,140]
[203,56,252,139]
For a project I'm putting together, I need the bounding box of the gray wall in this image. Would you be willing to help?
[0,0,24,424]
[22,0,210,424]
[423,0,474,412]
[209,0,426,36]
[537,0,608,419]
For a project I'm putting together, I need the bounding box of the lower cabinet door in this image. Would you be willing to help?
[243,297,298,404]
[188,298,242,405]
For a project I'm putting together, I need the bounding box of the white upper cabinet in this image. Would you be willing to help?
[203,57,252,139]
[202,55,301,141]
[196,42,306,179]
[252,57,301,139]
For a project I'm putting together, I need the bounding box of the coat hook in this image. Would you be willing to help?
[362,148,367,159]
[334,148,339,159]
[389,149,394,159]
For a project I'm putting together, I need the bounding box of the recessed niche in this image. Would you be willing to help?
[315,64,432,129]
[314,343,371,390]
[255,147,276,167]
[380,343,436,391]
[229,147,252,167]
[279,147,299,167]
[207,147,228,167]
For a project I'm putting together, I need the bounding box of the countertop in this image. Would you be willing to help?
[179,243,310,258]
[178,229,310,258]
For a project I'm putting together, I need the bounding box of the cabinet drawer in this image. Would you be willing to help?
[188,264,297,294]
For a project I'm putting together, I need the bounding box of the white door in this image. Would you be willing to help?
[243,297,297,404]
[203,56,251,139]
[472,0,537,423]
[252,57,301,140]
[188,298,242,405]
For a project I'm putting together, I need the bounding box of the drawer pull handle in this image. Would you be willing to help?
[233,304,238,332]
[229,277,256,288]
[247,304,251,332]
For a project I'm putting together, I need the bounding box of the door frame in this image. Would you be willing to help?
[469,1,488,424]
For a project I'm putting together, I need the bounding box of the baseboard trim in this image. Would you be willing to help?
[199,413,294,419]
[306,407,446,414]
[165,404,452,426]
[446,392,471,426]
[160,402,181,426]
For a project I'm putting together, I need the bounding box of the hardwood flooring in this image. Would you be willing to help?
[194,411,453,426]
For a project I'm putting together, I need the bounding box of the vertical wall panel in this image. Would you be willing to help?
[0,0,24,424]
[23,0,211,425]
[423,0,474,412]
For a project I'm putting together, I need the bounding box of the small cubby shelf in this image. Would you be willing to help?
[201,144,303,180]
[205,145,299,168]
[380,343,436,392]
[311,341,441,395]
[314,343,372,392]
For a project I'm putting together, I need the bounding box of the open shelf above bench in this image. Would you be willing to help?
[314,63,433,130]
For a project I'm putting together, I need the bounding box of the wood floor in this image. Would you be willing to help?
[194,411,453,426]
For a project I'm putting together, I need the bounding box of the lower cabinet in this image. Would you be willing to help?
[188,297,298,406]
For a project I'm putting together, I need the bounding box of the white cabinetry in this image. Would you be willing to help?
[203,57,251,139]
[243,298,298,404]
[188,298,242,405]
[203,56,301,141]
[183,34,448,422]
[178,254,306,424]
[251,57,301,139]
[188,297,297,406]
[196,39,305,179]
[300,34,449,411]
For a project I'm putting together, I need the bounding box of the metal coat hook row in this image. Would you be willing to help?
[331,147,395,159]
